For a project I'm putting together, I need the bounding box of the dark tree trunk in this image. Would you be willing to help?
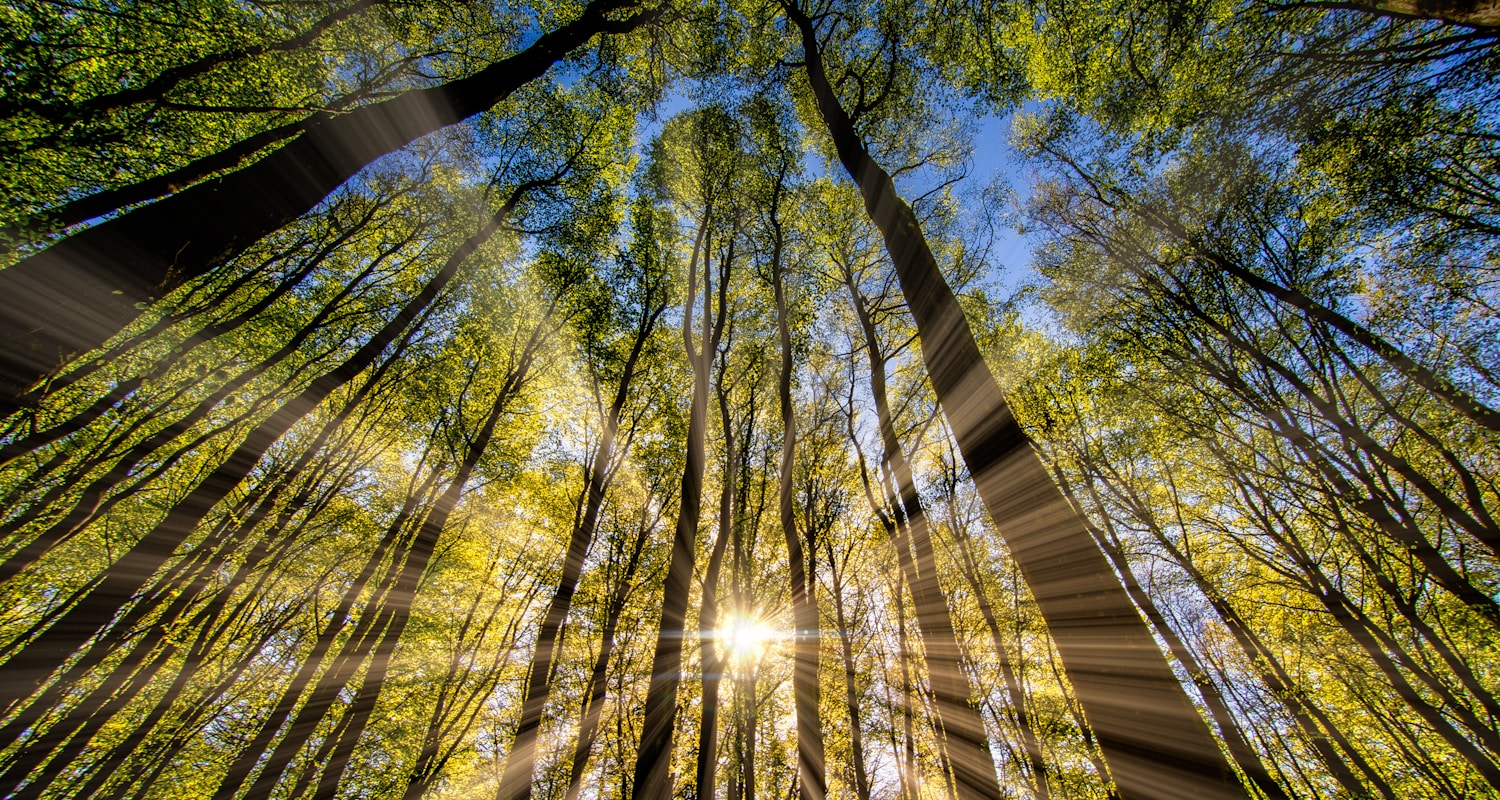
[1054,469,1288,800]
[822,539,871,800]
[696,368,736,800]
[498,287,664,800]
[843,272,1001,800]
[632,220,723,800]
[933,458,1050,800]
[563,508,657,800]
[785,5,1247,798]
[772,212,827,800]
[894,586,921,800]
[235,316,550,800]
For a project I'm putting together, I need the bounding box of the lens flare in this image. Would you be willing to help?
[725,613,778,663]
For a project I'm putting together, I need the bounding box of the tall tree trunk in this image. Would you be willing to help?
[1054,468,1287,800]
[0,0,656,413]
[894,584,921,800]
[632,220,722,800]
[498,290,664,800]
[785,6,1247,798]
[772,218,827,800]
[563,507,657,800]
[822,539,871,800]
[843,273,1000,800]
[696,367,737,800]
[731,436,757,800]
[933,456,1050,800]
[237,317,551,800]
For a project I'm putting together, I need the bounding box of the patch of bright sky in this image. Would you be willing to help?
[964,109,1037,295]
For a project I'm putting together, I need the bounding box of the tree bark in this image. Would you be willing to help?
[563,508,657,800]
[1057,469,1288,800]
[933,456,1050,800]
[498,283,664,800]
[843,272,1001,800]
[310,336,548,799]
[772,209,827,800]
[696,361,737,800]
[632,219,722,800]
[822,539,871,800]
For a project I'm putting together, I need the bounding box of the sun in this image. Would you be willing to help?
[725,613,778,663]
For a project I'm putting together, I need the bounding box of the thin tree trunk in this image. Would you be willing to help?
[933,455,1050,800]
[822,538,871,800]
[696,363,737,800]
[772,218,827,800]
[563,507,657,800]
[238,318,551,800]
[498,288,664,800]
[842,272,1000,800]
[632,219,722,800]
[732,443,757,800]
[1045,148,1500,433]
[784,6,1247,797]
[894,585,921,800]
[1056,469,1287,800]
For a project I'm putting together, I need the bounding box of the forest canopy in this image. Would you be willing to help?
[0,0,1496,799]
